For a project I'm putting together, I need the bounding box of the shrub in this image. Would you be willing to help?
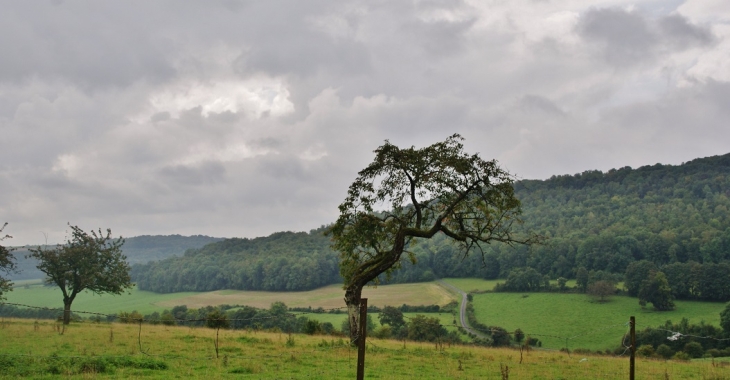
[656,344,674,359]
[683,342,704,359]
[637,344,654,358]
[672,351,690,361]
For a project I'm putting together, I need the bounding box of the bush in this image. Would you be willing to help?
[672,351,690,361]
[302,319,321,335]
[705,348,721,358]
[656,344,674,359]
[637,344,654,357]
[372,325,392,339]
[683,342,704,358]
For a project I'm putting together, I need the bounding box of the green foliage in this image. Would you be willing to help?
[638,271,675,311]
[656,344,674,359]
[302,319,321,335]
[0,222,16,300]
[407,314,447,342]
[495,267,546,292]
[378,306,405,328]
[206,309,229,329]
[514,328,525,343]
[27,225,131,324]
[625,261,657,297]
[586,280,616,303]
[328,135,536,344]
[133,229,339,292]
[721,303,730,333]
[684,341,704,358]
[636,318,728,356]
[637,344,654,357]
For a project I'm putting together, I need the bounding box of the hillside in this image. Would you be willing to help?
[133,153,730,296]
[8,234,222,281]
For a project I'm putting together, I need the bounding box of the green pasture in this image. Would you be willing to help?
[0,318,722,379]
[3,281,458,318]
[441,278,588,293]
[4,284,199,315]
[471,292,727,351]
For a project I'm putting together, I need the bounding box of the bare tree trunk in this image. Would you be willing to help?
[344,285,363,345]
[62,298,72,325]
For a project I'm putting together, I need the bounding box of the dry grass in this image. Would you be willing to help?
[155,282,455,310]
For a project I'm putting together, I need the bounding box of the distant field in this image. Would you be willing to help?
[441,278,582,292]
[4,281,456,316]
[471,292,727,351]
[4,283,200,315]
[156,282,454,310]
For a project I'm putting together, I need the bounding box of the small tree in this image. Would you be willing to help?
[328,135,540,345]
[638,271,675,311]
[378,306,405,328]
[587,280,615,303]
[28,225,132,325]
[206,309,229,358]
[575,267,589,292]
[0,223,17,300]
[720,302,730,334]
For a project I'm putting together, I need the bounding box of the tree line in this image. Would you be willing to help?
[131,153,730,303]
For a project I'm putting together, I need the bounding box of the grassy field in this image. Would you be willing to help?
[471,292,727,351]
[4,283,201,315]
[160,282,454,310]
[440,278,582,293]
[4,281,456,316]
[1,318,724,379]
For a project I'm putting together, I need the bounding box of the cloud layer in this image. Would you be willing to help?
[1,0,729,245]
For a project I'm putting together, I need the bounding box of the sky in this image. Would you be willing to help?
[1,0,729,246]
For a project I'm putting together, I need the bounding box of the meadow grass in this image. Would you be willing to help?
[471,292,727,351]
[4,284,200,315]
[0,318,724,379]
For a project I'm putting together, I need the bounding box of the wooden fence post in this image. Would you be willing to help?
[630,316,635,380]
[357,298,368,380]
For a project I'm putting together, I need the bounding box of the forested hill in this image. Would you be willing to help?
[132,230,338,292]
[9,235,222,281]
[133,153,730,295]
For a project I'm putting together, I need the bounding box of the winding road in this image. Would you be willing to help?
[436,280,489,339]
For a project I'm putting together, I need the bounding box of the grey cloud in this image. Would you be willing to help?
[1,0,729,245]
[577,8,658,66]
[158,161,227,186]
[577,8,717,68]
[658,14,714,49]
[519,95,566,117]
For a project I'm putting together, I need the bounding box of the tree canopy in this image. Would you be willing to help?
[28,225,132,324]
[328,134,538,343]
[0,222,16,300]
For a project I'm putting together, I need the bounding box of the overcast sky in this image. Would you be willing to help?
[1,0,729,245]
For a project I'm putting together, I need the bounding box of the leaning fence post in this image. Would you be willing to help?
[357,298,368,380]
[630,316,635,380]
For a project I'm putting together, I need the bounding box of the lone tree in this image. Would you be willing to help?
[0,222,17,300]
[587,280,616,303]
[328,134,539,344]
[28,225,132,325]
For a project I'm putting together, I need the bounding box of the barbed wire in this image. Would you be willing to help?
[636,325,730,342]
